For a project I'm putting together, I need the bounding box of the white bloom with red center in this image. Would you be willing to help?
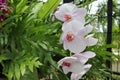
[58,51,95,79]
[54,3,86,23]
[61,23,98,53]
[61,30,86,54]
[58,56,86,74]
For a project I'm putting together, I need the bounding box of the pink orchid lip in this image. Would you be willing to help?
[64,14,72,21]
[62,61,71,67]
[66,32,75,42]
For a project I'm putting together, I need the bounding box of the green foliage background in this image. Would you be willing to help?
[0,0,120,80]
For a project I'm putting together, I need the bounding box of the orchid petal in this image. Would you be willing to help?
[63,36,86,54]
[77,25,93,36]
[72,53,88,64]
[58,3,77,13]
[72,51,96,64]
[73,8,87,18]
[62,20,84,32]
[58,57,77,66]
[66,61,85,74]
[54,11,68,21]
[54,3,77,22]
[62,67,70,74]
[85,34,98,46]
[73,8,87,23]
[71,64,92,80]
[82,51,96,58]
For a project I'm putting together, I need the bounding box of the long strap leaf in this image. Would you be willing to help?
[16,0,28,14]
[38,0,61,21]
[0,15,19,28]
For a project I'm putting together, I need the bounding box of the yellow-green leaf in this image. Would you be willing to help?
[38,0,61,20]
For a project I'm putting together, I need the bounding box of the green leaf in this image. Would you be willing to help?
[32,2,43,18]
[16,0,28,14]
[0,53,13,62]
[28,62,33,72]
[20,68,39,80]
[38,0,61,20]
[31,57,42,67]
[28,57,42,72]
[15,64,20,80]
[0,37,4,45]
[0,15,19,28]
[0,56,9,62]
[34,61,42,67]
[7,63,14,80]
[20,63,26,76]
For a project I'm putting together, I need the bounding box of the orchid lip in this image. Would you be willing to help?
[64,14,72,21]
[62,61,71,67]
[66,32,75,42]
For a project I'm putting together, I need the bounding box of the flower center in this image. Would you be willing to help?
[62,61,71,67]
[66,32,74,42]
[64,14,72,21]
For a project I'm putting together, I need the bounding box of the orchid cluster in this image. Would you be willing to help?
[54,3,98,80]
[0,0,10,22]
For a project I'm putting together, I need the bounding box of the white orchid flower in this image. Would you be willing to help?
[61,23,98,53]
[61,30,87,53]
[58,51,95,79]
[54,3,86,23]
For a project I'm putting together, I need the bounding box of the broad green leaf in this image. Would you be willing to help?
[32,2,43,18]
[38,0,61,20]
[16,0,28,14]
